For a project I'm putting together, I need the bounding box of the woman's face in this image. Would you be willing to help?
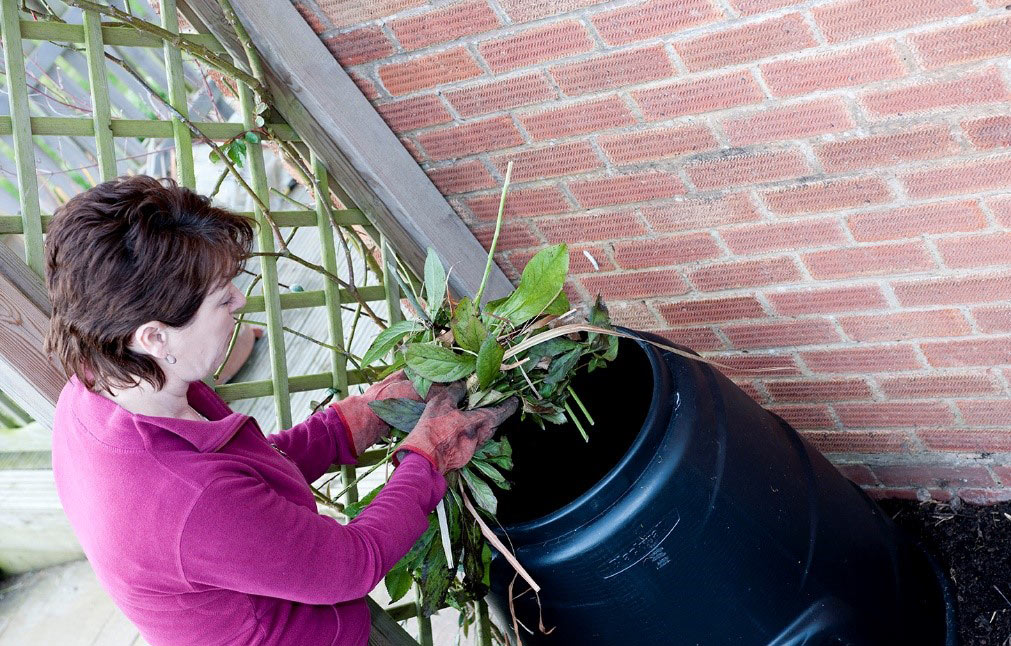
[166,281,247,381]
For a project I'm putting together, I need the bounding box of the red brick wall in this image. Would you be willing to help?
[294,0,1011,504]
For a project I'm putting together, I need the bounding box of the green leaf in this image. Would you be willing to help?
[461,467,497,515]
[523,337,580,368]
[461,517,489,598]
[467,388,508,410]
[254,115,265,128]
[475,335,504,390]
[495,244,569,325]
[361,320,424,367]
[403,366,432,399]
[405,343,476,383]
[418,541,451,617]
[471,459,511,490]
[208,149,220,164]
[544,348,581,390]
[424,248,447,319]
[343,484,384,519]
[544,290,571,316]
[450,297,486,354]
[384,563,413,603]
[367,398,426,433]
[244,131,261,144]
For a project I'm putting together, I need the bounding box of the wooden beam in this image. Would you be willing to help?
[0,243,64,427]
[177,0,514,302]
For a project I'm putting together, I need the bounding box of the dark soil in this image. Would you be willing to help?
[879,499,1011,646]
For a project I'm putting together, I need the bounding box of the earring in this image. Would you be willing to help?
[165,354,177,365]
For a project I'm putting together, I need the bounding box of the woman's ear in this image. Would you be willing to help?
[132,321,169,360]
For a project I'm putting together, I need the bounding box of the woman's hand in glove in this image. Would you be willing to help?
[396,381,519,474]
[331,370,422,457]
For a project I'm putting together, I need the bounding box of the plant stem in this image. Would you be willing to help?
[474,161,512,310]
[567,386,594,426]
[329,452,394,502]
[563,401,588,442]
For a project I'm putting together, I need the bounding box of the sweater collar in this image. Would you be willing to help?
[70,376,250,453]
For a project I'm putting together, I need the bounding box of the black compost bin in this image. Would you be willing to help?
[486,330,956,646]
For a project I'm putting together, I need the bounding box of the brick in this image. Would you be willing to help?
[417,116,524,161]
[803,242,934,279]
[391,1,501,51]
[686,149,811,190]
[723,98,854,146]
[293,0,331,33]
[508,245,613,275]
[836,402,955,428]
[676,13,815,72]
[536,210,647,242]
[580,270,690,300]
[466,186,570,221]
[936,232,1011,269]
[816,125,958,173]
[921,338,1011,368]
[768,404,835,429]
[963,116,1011,150]
[568,171,686,209]
[974,306,1011,333]
[993,196,1011,228]
[599,124,719,164]
[761,42,905,98]
[642,193,761,232]
[470,220,540,251]
[763,178,892,216]
[445,73,558,118]
[839,309,971,342]
[606,301,663,330]
[879,373,1000,398]
[919,428,1011,452]
[375,95,453,133]
[864,488,932,501]
[632,70,765,121]
[906,156,1011,198]
[317,0,427,28]
[730,0,805,15]
[893,272,1011,306]
[591,0,723,46]
[732,379,765,402]
[323,26,394,66]
[379,48,482,96]
[550,44,675,96]
[689,256,802,292]
[765,378,873,402]
[721,218,846,255]
[802,430,916,453]
[491,141,604,182]
[705,353,802,375]
[400,136,424,162]
[768,284,888,315]
[426,160,497,194]
[349,72,379,100]
[659,295,767,325]
[812,0,973,43]
[654,327,727,351]
[478,21,595,73]
[862,68,1009,118]
[958,400,1011,426]
[847,200,985,242]
[912,16,1011,69]
[958,489,1011,505]
[801,344,924,373]
[519,95,637,141]
[613,232,723,269]
[722,319,841,349]
[872,465,993,487]
[837,464,878,486]
[497,0,608,21]
[996,467,1011,485]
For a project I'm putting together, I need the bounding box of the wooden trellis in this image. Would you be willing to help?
[0,1,482,644]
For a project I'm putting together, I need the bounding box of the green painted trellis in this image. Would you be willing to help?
[0,1,486,643]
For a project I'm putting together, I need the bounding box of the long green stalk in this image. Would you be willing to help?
[474,161,512,309]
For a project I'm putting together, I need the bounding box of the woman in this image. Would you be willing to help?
[44,175,517,646]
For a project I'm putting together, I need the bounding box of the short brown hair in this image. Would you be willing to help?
[45,175,255,393]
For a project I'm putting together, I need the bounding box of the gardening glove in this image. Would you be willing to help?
[395,381,519,474]
[331,370,422,457]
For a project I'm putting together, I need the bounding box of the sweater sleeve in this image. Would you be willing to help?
[266,405,357,483]
[178,453,446,604]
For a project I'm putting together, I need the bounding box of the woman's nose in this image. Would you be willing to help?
[230,285,246,312]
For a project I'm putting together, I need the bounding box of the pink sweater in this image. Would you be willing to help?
[51,376,446,646]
